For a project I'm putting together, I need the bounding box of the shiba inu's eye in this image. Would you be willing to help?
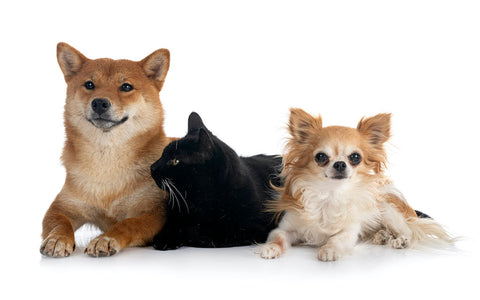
[315,152,329,165]
[349,152,362,166]
[84,81,95,90]
[120,83,134,92]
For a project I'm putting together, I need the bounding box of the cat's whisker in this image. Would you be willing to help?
[165,178,188,214]
[168,180,190,214]
[163,179,177,211]
[165,178,183,213]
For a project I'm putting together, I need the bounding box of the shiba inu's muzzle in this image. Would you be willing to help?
[86,98,128,131]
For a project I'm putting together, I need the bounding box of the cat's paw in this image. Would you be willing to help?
[85,236,120,257]
[390,236,410,249]
[317,246,341,262]
[40,235,75,258]
[256,243,283,259]
[153,234,184,251]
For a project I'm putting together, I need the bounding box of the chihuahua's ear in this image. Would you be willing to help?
[140,48,170,91]
[57,43,88,80]
[288,108,322,143]
[357,113,391,148]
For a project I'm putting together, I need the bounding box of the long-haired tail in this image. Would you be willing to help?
[407,217,456,248]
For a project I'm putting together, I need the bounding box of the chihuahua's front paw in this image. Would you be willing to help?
[85,236,120,257]
[40,235,75,258]
[317,246,341,262]
[390,236,410,249]
[256,243,283,259]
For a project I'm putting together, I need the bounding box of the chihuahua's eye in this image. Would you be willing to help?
[349,153,362,166]
[120,83,134,92]
[172,159,180,166]
[315,152,329,165]
[84,81,95,90]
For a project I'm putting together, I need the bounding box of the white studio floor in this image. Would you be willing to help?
[16,226,476,300]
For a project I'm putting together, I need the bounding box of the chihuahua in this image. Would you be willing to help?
[258,108,453,261]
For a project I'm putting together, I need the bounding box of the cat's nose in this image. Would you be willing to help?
[151,160,160,174]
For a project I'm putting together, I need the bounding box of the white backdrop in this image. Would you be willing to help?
[1,1,479,299]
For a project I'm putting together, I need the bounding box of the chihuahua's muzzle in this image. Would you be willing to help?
[332,161,347,179]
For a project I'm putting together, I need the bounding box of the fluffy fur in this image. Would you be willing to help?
[40,43,172,257]
[258,108,453,261]
[151,112,281,249]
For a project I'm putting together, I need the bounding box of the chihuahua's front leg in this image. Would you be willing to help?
[257,215,299,259]
[317,223,361,262]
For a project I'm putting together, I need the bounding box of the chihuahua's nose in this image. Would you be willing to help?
[91,98,111,115]
[333,161,347,172]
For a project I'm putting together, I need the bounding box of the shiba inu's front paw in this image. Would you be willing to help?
[317,246,341,262]
[85,236,121,257]
[40,235,75,258]
[390,236,410,249]
[256,243,283,259]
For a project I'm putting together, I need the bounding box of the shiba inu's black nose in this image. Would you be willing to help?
[91,98,111,115]
[333,161,347,172]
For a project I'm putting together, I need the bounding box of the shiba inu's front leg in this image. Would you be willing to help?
[85,209,165,257]
[317,224,361,262]
[40,197,84,258]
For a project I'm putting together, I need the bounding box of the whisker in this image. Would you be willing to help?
[163,179,176,211]
[168,179,190,214]
[165,178,182,213]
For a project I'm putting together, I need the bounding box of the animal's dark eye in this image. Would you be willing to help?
[84,81,95,90]
[120,83,134,92]
[315,152,329,165]
[349,152,362,166]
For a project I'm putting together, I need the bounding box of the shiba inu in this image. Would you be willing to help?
[40,43,172,257]
[258,108,453,261]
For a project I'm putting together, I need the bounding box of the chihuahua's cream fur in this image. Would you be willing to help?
[258,108,452,261]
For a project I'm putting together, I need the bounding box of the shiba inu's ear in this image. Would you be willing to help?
[141,49,170,90]
[357,113,391,147]
[57,43,88,80]
[288,108,322,143]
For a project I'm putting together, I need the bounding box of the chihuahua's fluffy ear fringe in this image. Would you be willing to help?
[357,113,392,173]
[357,113,392,148]
[288,108,322,144]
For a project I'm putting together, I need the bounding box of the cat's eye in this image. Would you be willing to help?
[315,152,329,165]
[348,152,362,166]
[172,159,180,166]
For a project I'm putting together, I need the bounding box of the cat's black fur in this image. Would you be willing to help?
[151,112,282,250]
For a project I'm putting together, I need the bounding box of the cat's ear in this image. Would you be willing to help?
[198,128,214,148]
[188,112,207,133]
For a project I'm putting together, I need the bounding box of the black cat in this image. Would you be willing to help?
[150,112,282,250]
